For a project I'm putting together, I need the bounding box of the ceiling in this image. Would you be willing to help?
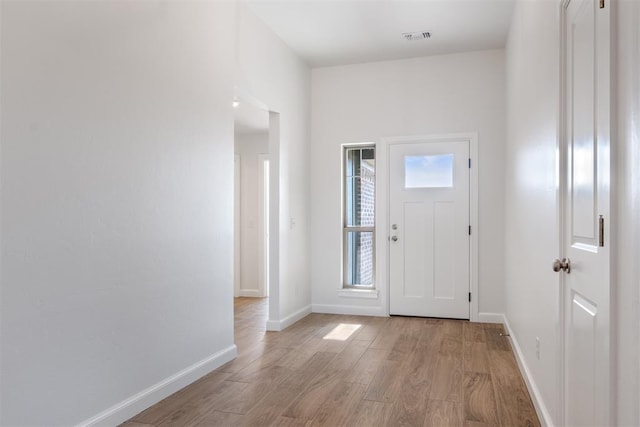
[246,0,515,68]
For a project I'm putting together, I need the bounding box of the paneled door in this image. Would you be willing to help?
[389,140,470,319]
[562,0,611,424]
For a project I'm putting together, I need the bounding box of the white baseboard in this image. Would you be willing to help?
[76,345,237,427]
[503,315,553,427]
[477,312,506,324]
[238,289,264,297]
[311,303,387,317]
[266,305,311,331]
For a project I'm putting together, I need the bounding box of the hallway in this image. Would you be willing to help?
[125,298,539,426]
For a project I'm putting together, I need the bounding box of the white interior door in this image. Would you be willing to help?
[389,140,470,319]
[563,0,610,424]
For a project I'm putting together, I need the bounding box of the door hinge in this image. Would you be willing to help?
[468,158,471,168]
[599,0,605,8]
[468,225,471,235]
[598,215,605,247]
[468,292,471,302]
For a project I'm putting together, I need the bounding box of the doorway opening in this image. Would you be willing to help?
[233,97,270,315]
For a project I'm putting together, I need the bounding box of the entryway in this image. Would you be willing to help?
[388,137,474,319]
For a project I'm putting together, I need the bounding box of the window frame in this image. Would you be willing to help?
[342,143,376,289]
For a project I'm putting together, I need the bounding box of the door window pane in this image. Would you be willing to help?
[345,231,374,286]
[404,154,454,188]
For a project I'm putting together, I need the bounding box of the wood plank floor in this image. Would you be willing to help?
[124,298,540,427]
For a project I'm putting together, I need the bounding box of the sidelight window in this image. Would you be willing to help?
[343,145,375,288]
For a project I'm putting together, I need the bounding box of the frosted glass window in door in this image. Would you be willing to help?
[404,154,454,188]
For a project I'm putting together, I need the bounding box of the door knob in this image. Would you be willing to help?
[391,236,398,242]
[552,258,571,274]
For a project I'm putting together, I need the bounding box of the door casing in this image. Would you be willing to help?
[258,154,270,298]
[234,153,241,298]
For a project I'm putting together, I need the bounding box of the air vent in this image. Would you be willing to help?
[402,31,431,41]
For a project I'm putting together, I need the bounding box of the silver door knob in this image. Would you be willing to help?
[391,236,398,242]
[552,258,571,274]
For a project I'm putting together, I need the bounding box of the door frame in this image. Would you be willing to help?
[558,0,613,424]
[234,153,241,298]
[258,154,270,298]
[380,133,479,320]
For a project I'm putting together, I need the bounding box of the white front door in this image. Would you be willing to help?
[562,0,611,424]
[389,140,470,319]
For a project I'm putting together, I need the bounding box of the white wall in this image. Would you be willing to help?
[310,50,506,318]
[236,2,312,329]
[0,2,236,425]
[235,132,269,297]
[614,1,640,425]
[503,1,561,424]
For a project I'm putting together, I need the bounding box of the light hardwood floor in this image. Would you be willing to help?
[124,298,540,427]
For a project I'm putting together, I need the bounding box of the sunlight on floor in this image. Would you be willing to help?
[322,323,362,341]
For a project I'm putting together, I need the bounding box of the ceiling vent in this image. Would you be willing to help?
[402,31,431,41]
